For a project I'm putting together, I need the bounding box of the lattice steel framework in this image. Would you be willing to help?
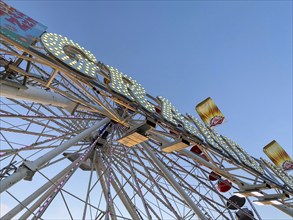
[0,24,293,220]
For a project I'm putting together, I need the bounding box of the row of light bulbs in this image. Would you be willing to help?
[41,32,292,191]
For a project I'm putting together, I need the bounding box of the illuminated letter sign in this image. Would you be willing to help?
[41,33,155,113]
[40,32,271,177]
[188,114,229,153]
[157,96,203,140]
[188,114,264,174]
[222,136,264,174]
[0,2,291,193]
[41,33,98,77]
[107,66,155,113]
[262,159,293,190]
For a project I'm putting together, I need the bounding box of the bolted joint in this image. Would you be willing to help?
[21,160,38,181]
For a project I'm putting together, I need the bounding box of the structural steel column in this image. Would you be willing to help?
[2,164,72,219]
[0,117,110,193]
[96,157,141,220]
[0,84,110,116]
[141,142,208,220]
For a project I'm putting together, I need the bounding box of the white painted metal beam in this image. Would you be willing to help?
[141,142,208,220]
[0,83,109,116]
[0,117,110,193]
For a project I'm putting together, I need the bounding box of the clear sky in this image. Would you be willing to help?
[5,0,293,219]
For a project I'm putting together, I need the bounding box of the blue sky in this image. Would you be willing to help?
[5,1,293,219]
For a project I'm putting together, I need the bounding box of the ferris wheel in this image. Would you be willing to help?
[0,2,293,220]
